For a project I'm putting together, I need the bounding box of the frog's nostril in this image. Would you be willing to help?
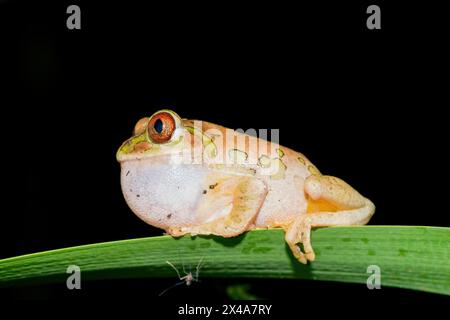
[154,119,163,134]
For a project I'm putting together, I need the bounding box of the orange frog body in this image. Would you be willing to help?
[117,110,375,264]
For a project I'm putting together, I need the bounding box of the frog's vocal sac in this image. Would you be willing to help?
[117,109,375,264]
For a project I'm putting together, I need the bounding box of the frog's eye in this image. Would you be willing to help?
[147,112,176,143]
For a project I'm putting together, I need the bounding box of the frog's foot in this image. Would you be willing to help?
[285,216,313,264]
[286,175,375,264]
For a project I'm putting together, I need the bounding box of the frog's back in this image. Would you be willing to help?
[187,119,319,228]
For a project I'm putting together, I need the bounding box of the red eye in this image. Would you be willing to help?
[147,112,176,143]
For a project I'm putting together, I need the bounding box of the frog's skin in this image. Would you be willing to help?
[117,110,375,264]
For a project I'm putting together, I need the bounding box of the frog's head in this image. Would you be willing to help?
[116,109,187,162]
[117,109,218,230]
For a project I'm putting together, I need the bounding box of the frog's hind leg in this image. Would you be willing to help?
[285,175,375,264]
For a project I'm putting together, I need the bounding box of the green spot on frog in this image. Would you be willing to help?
[185,126,217,158]
[270,159,287,180]
[165,134,184,146]
[308,164,321,176]
[199,242,212,248]
[342,238,351,242]
[258,154,287,179]
[258,155,271,168]
[368,249,376,256]
[361,238,369,244]
[276,148,285,158]
[297,157,306,165]
[398,249,407,257]
[228,149,248,164]
[118,134,148,154]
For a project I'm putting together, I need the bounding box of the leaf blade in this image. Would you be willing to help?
[1,226,449,295]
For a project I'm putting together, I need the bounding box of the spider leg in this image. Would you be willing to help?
[166,260,182,280]
[180,252,187,275]
[158,280,185,296]
[195,257,204,281]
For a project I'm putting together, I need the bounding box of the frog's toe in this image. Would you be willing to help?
[290,244,308,264]
[300,223,315,261]
[285,217,315,264]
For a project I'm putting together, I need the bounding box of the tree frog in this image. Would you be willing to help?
[117,109,375,264]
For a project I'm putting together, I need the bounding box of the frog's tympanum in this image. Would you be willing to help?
[117,110,375,264]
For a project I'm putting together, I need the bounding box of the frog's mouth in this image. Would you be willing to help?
[119,159,208,230]
[116,127,186,163]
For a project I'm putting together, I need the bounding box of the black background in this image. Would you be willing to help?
[2,0,449,309]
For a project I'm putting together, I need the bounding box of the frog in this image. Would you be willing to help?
[116,109,375,264]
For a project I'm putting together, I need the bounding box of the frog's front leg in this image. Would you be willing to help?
[168,174,268,237]
[285,175,375,264]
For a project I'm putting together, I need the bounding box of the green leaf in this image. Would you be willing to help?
[1,226,449,295]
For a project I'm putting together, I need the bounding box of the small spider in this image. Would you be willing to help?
[159,257,204,296]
